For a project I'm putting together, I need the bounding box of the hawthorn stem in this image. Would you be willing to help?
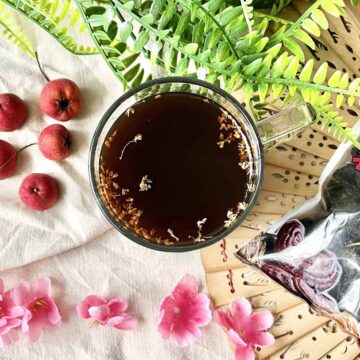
[0,143,37,171]
[35,52,50,82]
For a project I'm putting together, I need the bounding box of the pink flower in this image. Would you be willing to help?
[11,277,61,342]
[0,279,24,348]
[157,274,212,347]
[77,295,138,331]
[214,297,275,360]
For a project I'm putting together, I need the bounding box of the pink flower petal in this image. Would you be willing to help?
[213,309,234,331]
[231,298,252,330]
[157,296,176,339]
[244,331,275,347]
[108,298,128,316]
[171,323,202,347]
[0,279,4,294]
[28,323,42,343]
[21,309,32,333]
[84,295,107,306]
[107,315,138,330]
[227,329,247,347]
[11,281,32,306]
[7,306,24,318]
[35,277,51,298]
[173,274,198,300]
[5,318,21,330]
[192,294,212,326]
[247,311,274,332]
[234,344,256,360]
[46,299,61,325]
[0,329,19,348]
[157,274,211,347]
[228,330,255,360]
[88,305,110,324]
[76,301,91,319]
[77,295,107,319]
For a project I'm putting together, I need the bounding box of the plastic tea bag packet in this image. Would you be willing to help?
[235,123,360,339]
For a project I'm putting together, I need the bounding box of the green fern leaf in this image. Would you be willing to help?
[0,2,35,57]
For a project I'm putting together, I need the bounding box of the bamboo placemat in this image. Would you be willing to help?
[201,1,360,359]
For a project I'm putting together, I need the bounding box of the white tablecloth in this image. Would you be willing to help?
[0,13,232,360]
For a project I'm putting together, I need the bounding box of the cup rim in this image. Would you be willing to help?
[89,76,265,252]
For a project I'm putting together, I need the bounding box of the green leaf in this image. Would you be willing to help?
[319,91,331,105]
[293,29,315,49]
[271,52,291,78]
[244,58,262,76]
[284,57,300,79]
[119,22,133,43]
[207,0,223,13]
[258,82,269,102]
[207,29,223,50]
[257,54,273,77]
[124,63,140,81]
[299,59,314,82]
[336,94,344,107]
[85,6,106,16]
[183,43,198,55]
[313,62,328,85]
[322,0,341,17]
[175,11,189,36]
[265,43,282,58]
[131,68,144,88]
[109,57,125,70]
[348,96,355,107]
[122,53,139,68]
[328,70,342,87]
[310,89,321,105]
[215,41,230,63]
[114,42,127,54]
[175,57,189,75]
[301,88,312,102]
[133,31,149,53]
[311,9,328,29]
[218,6,243,26]
[301,18,321,37]
[158,4,176,29]
[149,0,165,18]
[198,49,211,62]
[283,38,305,62]
[142,14,154,25]
[272,84,284,100]
[107,21,118,41]
[123,1,134,11]
[192,23,202,43]
[339,73,349,89]
[243,82,253,103]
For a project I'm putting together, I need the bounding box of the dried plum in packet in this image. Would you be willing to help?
[235,123,360,340]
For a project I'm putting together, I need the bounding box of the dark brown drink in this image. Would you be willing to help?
[98,92,255,246]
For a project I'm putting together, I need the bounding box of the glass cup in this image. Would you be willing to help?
[89,77,316,252]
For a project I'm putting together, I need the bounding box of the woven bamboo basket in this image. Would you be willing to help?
[200,1,360,359]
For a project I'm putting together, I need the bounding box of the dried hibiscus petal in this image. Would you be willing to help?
[294,277,339,314]
[262,264,297,293]
[296,250,341,291]
[275,220,305,252]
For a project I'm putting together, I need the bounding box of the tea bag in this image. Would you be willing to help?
[235,121,360,339]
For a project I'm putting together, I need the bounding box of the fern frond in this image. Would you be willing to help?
[0,2,35,57]
[317,106,360,148]
[2,0,98,55]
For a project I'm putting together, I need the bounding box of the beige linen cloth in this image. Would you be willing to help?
[0,14,232,360]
